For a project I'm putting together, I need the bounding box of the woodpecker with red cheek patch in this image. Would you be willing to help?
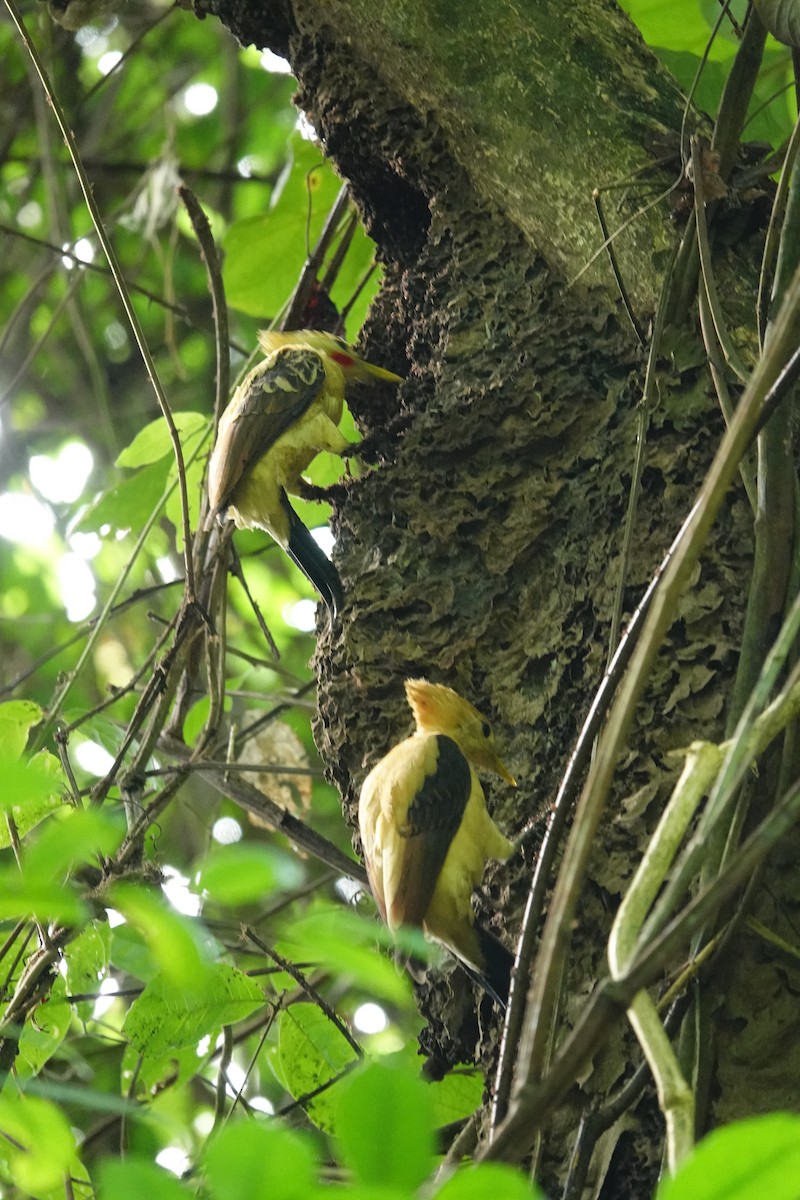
[359,678,516,1006]
[207,329,402,617]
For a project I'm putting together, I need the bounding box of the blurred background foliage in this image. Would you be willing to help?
[0,0,796,1195]
[0,0,380,858]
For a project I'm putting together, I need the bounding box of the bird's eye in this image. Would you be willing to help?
[481,720,492,739]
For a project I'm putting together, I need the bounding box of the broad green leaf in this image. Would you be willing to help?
[223,136,343,316]
[73,458,171,536]
[65,920,111,1023]
[121,1038,201,1102]
[430,1067,485,1127]
[116,411,207,469]
[223,212,304,317]
[17,976,71,1079]
[110,921,160,983]
[0,869,85,923]
[22,808,122,880]
[280,903,419,1008]
[0,1093,78,1194]
[98,1156,192,1200]
[0,809,121,921]
[337,1060,435,1190]
[437,1163,544,1199]
[0,747,64,847]
[745,47,795,149]
[618,0,737,58]
[203,1120,316,1200]
[0,699,42,757]
[330,226,381,336]
[123,963,263,1058]
[197,842,304,906]
[182,695,210,746]
[277,1003,358,1133]
[657,1113,800,1200]
[304,1191,407,1200]
[111,883,214,988]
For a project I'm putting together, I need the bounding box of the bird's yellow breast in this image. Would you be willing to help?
[358,732,512,937]
[226,406,343,542]
[221,352,347,542]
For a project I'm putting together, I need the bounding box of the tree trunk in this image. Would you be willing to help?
[195,1,792,1194]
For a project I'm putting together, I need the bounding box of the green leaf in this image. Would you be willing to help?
[73,458,171,536]
[123,963,263,1058]
[0,747,64,847]
[110,921,160,983]
[182,695,210,746]
[657,1113,800,1200]
[203,1120,316,1200]
[337,1060,435,1191]
[121,1038,201,1102]
[0,1093,78,1194]
[17,976,71,1079]
[111,882,215,988]
[65,920,112,1023]
[116,411,207,469]
[0,699,43,757]
[0,869,84,923]
[280,903,418,1008]
[0,809,122,922]
[328,225,381,338]
[22,808,123,880]
[437,1163,544,1199]
[223,136,343,317]
[98,1157,192,1200]
[197,842,304,906]
[619,0,736,58]
[429,1067,485,1127]
[277,1003,358,1133]
[303,1190,408,1200]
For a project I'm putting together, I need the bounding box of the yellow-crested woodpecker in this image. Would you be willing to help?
[359,678,516,1005]
[207,330,401,616]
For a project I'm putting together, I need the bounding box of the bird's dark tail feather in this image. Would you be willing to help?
[282,494,344,618]
[461,926,514,1009]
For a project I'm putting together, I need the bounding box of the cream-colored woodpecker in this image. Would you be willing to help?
[207,329,401,615]
[358,678,516,1005]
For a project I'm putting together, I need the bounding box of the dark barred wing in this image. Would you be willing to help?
[208,347,325,511]
[390,735,471,928]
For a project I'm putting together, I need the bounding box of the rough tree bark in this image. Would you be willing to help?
[194,1,797,1195]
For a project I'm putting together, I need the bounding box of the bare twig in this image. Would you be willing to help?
[591,190,646,345]
[5,0,195,595]
[244,929,363,1057]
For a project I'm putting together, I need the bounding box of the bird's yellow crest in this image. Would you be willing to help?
[404,678,516,786]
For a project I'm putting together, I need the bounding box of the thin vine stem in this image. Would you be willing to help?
[5,0,195,598]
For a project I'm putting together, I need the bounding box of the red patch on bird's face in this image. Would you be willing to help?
[329,350,355,368]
